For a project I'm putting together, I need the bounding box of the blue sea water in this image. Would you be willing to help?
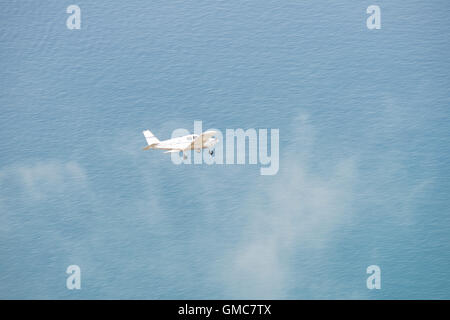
[0,0,449,299]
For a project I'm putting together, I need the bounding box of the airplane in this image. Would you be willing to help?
[142,129,219,160]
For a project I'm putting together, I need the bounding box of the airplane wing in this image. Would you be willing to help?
[189,131,217,149]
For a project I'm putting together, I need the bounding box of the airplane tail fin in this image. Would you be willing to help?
[142,130,160,149]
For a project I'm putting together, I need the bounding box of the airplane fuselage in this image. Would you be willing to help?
[143,130,219,155]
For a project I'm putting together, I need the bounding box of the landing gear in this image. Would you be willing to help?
[209,149,215,156]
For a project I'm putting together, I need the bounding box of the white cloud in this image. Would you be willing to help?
[0,160,88,234]
[218,113,357,298]
[12,161,87,200]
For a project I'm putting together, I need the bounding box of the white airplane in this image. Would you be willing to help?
[142,129,219,159]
